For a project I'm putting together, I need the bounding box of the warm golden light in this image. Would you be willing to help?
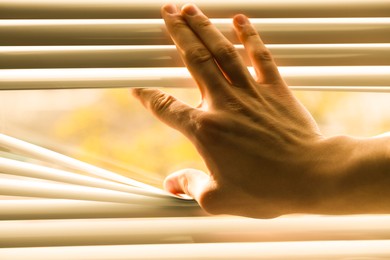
[1,1,389,259]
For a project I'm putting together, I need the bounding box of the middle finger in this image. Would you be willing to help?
[161,4,229,101]
[181,4,254,88]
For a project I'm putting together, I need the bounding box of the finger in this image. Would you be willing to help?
[161,4,229,100]
[233,14,282,84]
[181,4,253,88]
[131,88,200,137]
[164,168,210,202]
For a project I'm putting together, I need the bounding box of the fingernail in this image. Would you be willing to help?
[182,4,198,16]
[163,3,177,14]
[235,15,248,26]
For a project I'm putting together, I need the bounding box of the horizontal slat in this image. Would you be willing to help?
[0,199,205,220]
[1,241,390,260]
[0,157,165,198]
[2,44,390,69]
[1,18,389,45]
[0,179,192,206]
[0,133,165,194]
[1,67,389,90]
[292,86,390,92]
[1,0,389,19]
[0,215,389,247]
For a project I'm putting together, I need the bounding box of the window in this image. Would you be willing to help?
[1,0,389,259]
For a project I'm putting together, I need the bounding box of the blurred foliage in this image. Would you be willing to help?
[1,87,388,188]
[54,88,205,187]
[52,88,389,187]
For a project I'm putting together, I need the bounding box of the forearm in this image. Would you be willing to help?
[308,135,390,215]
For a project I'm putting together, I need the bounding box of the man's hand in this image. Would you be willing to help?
[132,4,390,218]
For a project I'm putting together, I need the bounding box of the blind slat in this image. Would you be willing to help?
[0,179,189,206]
[290,86,390,92]
[0,133,165,194]
[2,44,390,69]
[0,157,166,198]
[0,199,205,220]
[2,241,390,260]
[1,67,389,90]
[1,0,389,19]
[1,216,389,247]
[1,241,389,260]
[2,18,389,45]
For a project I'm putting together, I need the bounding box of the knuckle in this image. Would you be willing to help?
[196,18,213,30]
[150,93,175,114]
[214,43,238,60]
[225,101,246,113]
[243,26,258,39]
[221,95,250,114]
[184,45,212,65]
[170,19,187,32]
[253,48,273,62]
[193,115,221,140]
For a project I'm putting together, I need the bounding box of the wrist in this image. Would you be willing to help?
[288,135,356,214]
[302,135,390,214]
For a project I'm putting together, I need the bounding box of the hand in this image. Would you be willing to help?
[132,4,390,218]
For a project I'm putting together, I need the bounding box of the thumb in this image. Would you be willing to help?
[164,169,210,202]
[131,88,200,136]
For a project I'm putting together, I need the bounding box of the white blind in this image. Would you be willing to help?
[1,1,390,91]
[1,0,390,259]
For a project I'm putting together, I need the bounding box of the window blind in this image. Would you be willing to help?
[1,0,390,259]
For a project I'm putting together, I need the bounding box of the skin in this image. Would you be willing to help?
[132,3,390,218]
